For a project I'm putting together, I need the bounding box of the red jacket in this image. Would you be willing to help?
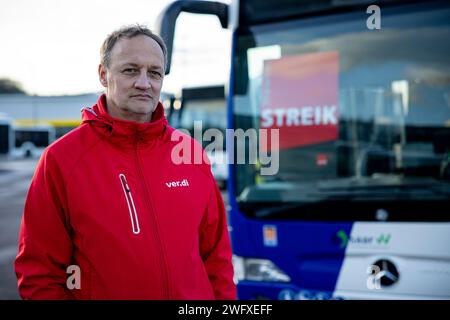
[15,94,236,300]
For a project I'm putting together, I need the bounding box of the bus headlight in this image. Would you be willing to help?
[232,255,291,283]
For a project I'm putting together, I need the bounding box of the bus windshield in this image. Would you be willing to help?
[232,2,450,209]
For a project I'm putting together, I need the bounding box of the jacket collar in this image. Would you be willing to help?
[81,94,168,147]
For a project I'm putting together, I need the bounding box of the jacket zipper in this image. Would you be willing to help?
[134,137,171,299]
[119,174,141,235]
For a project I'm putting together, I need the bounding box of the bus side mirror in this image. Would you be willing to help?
[155,0,229,75]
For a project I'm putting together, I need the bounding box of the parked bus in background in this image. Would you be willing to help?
[13,119,80,140]
[158,0,450,299]
[11,124,56,159]
[0,113,13,157]
[170,85,228,189]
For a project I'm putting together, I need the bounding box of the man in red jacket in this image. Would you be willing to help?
[14,25,236,300]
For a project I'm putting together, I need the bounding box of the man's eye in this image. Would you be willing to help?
[149,71,162,78]
[123,68,137,74]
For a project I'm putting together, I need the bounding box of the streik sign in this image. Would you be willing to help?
[260,51,339,150]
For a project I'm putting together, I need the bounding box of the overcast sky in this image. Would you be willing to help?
[0,0,231,96]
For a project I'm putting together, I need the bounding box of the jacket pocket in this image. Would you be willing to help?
[119,173,141,235]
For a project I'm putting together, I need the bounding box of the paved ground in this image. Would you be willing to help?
[0,157,229,300]
[0,157,38,300]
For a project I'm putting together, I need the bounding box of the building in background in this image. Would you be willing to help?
[0,92,176,158]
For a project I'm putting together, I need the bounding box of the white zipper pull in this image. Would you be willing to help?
[119,173,141,235]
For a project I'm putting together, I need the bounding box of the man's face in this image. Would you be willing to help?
[99,35,165,122]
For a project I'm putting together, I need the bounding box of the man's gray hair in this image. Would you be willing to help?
[100,24,167,71]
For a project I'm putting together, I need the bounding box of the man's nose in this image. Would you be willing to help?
[134,71,151,90]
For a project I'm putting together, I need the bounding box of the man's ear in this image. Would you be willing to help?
[98,64,108,88]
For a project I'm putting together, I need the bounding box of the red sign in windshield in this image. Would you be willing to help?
[260,51,339,150]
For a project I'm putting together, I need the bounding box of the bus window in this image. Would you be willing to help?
[233,3,450,205]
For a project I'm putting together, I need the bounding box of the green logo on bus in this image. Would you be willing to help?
[376,233,391,245]
[335,231,391,249]
[336,230,348,249]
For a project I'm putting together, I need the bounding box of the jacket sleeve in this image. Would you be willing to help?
[15,148,75,300]
[199,178,237,300]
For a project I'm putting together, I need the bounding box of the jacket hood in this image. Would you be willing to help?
[81,94,169,146]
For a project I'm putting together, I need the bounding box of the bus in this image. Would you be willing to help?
[11,124,56,159]
[157,0,450,299]
[173,85,228,188]
[0,114,13,157]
